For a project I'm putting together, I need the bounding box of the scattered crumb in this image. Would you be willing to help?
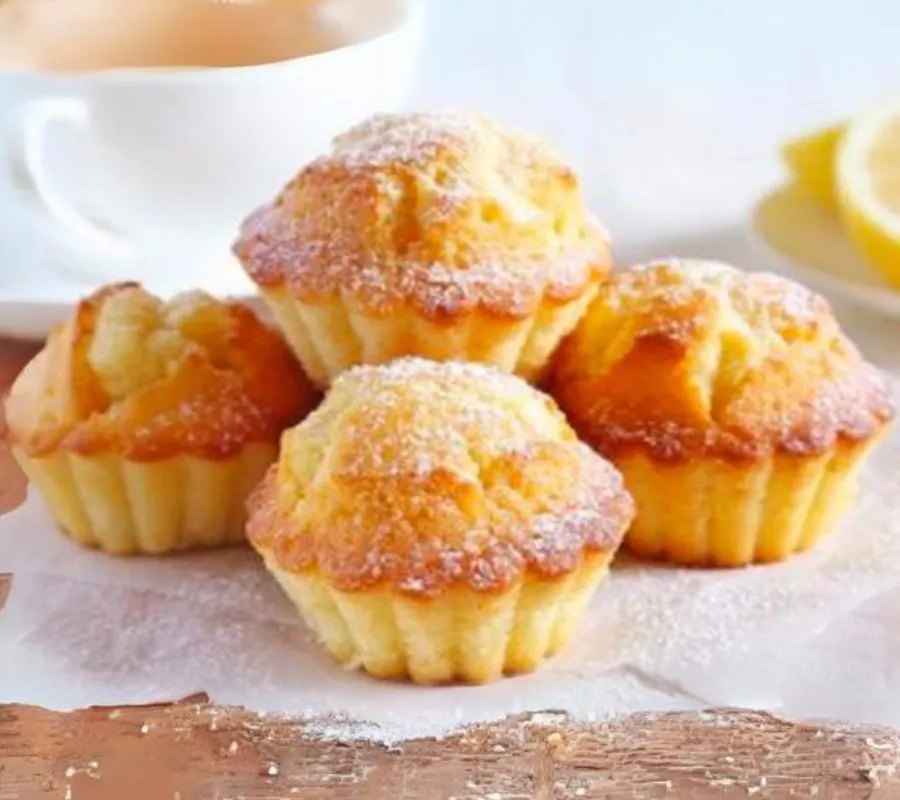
[210,719,218,731]
[108,710,122,720]
[725,756,735,764]
[747,788,760,796]
[64,786,72,800]
[866,737,895,751]
[492,745,505,753]
[88,761,98,770]
[140,723,151,735]
[545,732,563,748]
[228,741,239,756]
[810,787,819,796]
[760,776,767,787]
[575,789,587,797]
[485,793,503,800]
[64,767,76,778]
[266,763,279,777]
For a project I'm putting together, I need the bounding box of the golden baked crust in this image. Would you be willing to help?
[6,283,317,460]
[247,358,634,597]
[549,260,894,462]
[234,111,612,321]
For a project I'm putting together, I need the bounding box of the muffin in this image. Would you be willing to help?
[247,358,634,684]
[5,283,317,555]
[233,110,612,388]
[548,259,894,567]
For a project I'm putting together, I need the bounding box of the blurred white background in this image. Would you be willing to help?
[413,0,900,258]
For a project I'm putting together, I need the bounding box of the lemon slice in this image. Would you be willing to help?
[782,124,844,212]
[837,101,900,289]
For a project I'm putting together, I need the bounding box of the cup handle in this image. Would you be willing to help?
[16,97,135,258]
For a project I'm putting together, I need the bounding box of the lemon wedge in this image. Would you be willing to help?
[837,101,900,289]
[781,124,845,212]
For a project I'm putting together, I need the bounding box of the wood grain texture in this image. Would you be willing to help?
[3,703,900,798]
[2,338,900,799]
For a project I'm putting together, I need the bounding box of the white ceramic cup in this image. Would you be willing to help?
[1,0,421,284]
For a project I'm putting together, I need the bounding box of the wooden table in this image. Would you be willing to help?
[2,337,900,799]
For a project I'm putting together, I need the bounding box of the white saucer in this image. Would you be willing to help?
[0,200,258,340]
[751,184,900,318]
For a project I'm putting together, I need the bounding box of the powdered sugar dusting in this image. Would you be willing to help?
[256,358,633,595]
[330,357,569,475]
[235,110,610,319]
[330,110,503,171]
[614,259,828,330]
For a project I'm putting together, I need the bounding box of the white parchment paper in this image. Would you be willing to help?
[2,412,899,742]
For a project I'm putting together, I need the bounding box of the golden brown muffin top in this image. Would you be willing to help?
[234,111,612,320]
[549,260,894,462]
[247,358,633,597]
[6,283,317,460]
